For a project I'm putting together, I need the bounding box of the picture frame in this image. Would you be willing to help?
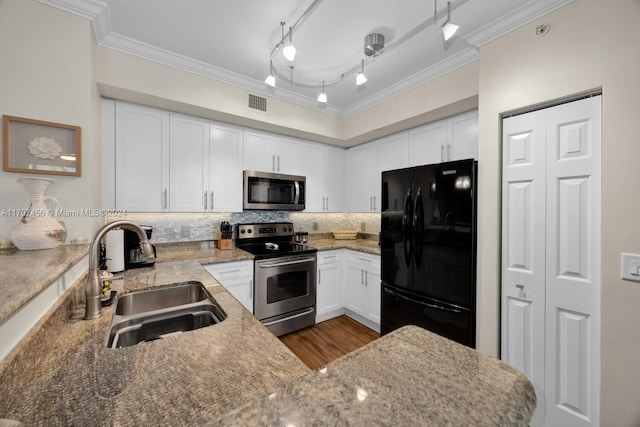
[2,115,81,177]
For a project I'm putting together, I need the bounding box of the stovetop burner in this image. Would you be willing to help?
[235,222,317,259]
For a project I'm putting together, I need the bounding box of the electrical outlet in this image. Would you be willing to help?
[165,227,176,240]
[360,222,366,232]
[181,226,191,239]
[312,222,318,231]
[621,253,640,282]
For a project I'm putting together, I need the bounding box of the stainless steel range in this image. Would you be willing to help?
[236,222,317,336]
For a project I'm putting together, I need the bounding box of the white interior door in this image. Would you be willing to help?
[502,95,601,427]
[501,109,548,426]
[544,97,601,427]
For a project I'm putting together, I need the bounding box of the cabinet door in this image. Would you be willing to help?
[169,114,209,212]
[447,110,478,160]
[409,120,446,166]
[377,132,409,173]
[301,142,326,212]
[346,143,377,212]
[317,251,343,317]
[275,137,303,175]
[115,102,170,211]
[365,264,381,324]
[205,261,254,313]
[243,130,276,172]
[210,122,243,212]
[344,263,367,316]
[325,146,345,212]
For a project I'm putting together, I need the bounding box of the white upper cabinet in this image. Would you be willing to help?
[108,102,243,212]
[169,114,209,212]
[346,142,378,212]
[304,143,345,212]
[115,101,170,211]
[377,132,409,173]
[242,130,302,175]
[209,122,243,212]
[409,110,478,166]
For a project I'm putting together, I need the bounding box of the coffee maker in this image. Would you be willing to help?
[123,225,156,269]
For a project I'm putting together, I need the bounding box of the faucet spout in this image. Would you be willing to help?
[85,220,155,320]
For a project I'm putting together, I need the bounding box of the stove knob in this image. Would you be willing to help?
[240,229,245,234]
[247,229,252,234]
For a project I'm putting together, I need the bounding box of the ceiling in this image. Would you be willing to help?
[40,0,572,117]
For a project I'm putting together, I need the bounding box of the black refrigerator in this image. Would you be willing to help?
[380,159,477,348]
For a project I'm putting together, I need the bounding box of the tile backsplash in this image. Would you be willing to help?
[109,212,380,243]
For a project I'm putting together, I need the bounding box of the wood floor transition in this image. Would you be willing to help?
[279,315,380,370]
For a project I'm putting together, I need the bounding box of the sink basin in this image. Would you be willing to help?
[115,281,210,316]
[106,282,226,348]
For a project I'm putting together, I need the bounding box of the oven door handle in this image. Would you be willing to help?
[257,257,315,268]
[262,307,315,327]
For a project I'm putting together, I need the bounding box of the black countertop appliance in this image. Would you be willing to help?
[123,226,156,270]
[380,159,477,348]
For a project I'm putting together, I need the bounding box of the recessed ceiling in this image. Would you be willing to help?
[40,0,572,116]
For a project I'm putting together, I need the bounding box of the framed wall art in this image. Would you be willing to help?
[2,115,81,177]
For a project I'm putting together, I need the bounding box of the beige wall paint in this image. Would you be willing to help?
[0,0,100,243]
[477,0,640,424]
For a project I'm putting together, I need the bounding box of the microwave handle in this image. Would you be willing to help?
[294,180,300,205]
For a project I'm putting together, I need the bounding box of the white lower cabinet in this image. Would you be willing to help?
[343,250,381,331]
[316,250,344,322]
[205,260,254,313]
[314,249,380,331]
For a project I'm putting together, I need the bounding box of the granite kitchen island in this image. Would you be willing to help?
[0,258,535,426]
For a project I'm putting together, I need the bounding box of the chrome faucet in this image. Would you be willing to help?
[84,220,155,320]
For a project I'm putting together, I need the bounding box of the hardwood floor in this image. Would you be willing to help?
[279,315,379,370]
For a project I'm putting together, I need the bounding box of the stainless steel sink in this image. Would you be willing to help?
[115,281,210,316]
[106,282,226,348]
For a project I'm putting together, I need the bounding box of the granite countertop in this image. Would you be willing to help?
[0,262,310,426]
[218,325,536,426]
[0,244,88,324]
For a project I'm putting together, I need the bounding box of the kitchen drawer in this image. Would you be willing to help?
[317,250,342,265]
[345,251,380,269]
[204,260,253,281]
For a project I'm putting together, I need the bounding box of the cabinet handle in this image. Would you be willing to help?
[318,270,321,284]
[211,191,214,210]
[370,196,373,211]
[447,143,452,160]
[249,279,253,299]
[361,269,365,285]
[373,196,376,211]
[163,189,168,210]
[204,191,208,210]
[515,283,524,290]
[326,196,329,211]
[441,144,445,162]
[322,196,325,211]
[277,155,280,171]
[365,271,368,286]
[272,155,275,171]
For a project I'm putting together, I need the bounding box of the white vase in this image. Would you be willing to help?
[10,178,66,250]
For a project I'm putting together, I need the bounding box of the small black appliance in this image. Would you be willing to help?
[123,226,156,269]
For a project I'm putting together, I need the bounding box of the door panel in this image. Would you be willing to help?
[545,96,601,427]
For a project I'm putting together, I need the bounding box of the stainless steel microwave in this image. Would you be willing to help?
[243,170,306,211]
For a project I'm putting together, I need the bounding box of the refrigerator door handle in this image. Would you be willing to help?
[402,188,413,267]
[413,187,424,268]
[383,286,463,314]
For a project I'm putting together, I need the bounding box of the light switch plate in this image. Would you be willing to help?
[621,253,640,282]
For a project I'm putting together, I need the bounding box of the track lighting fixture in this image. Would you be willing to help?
[356,59,367,86]
[317,81,327,103]
[282,25,297,61]
[264,60,276,87]
[442,1,459,41]
[264,0,464,103]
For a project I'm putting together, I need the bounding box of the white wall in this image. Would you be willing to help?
[477,0,640,425]
[0,0,100,243]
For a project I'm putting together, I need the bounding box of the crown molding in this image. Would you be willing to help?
[37,0,575,118]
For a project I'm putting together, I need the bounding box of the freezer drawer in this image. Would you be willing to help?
[381,285,475,348]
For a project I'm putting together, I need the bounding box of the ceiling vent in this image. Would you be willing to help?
[248,93,267,112]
